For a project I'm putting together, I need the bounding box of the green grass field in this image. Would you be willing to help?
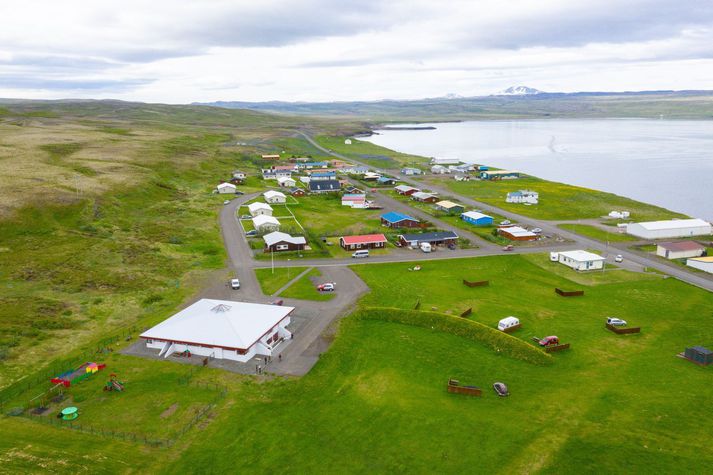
[279,268,336,301]
[316,135,429,170]
[437,175,687,221]
[558,223,638,242]
[254,266,309,295]
[287,194,384,237]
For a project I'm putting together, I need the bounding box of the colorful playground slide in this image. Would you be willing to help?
[51,362,106,387]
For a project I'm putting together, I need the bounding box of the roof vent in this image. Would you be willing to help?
[211,304,232,313]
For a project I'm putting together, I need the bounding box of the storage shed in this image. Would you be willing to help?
[626,219,712,240]
[683,346,713,365]
[461,211,494,226]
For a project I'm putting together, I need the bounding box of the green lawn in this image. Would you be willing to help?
[288,194,384,237]
[558,223,638,242]
[437,175,687,221]
[315,135,429,170]
[279,268,336,301]
[255,266,309,295]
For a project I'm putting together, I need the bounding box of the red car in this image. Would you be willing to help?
[317,282,336,292]
[538,336,559,347]
[502,245,514,251]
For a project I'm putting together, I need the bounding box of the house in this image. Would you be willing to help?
[232,170,247,180]
[289,157,310,163]
[557,250,606,271]
[339,233,387,250]
[247,202,273,217]
[140,299,294,363]
[380,211,421,228]
[216,182,237,194]
[252,215,280,233]
[342,194,367,208]
[411,192,438,203]
[262,169,292,180]
[461,211,494,226]
[686,256,713,274]
[431,158,460,165]
[309,180,341,193]
[261,154,281,160]
[309,171,337,181]
[289,187,306,197]
[277,176,296,188]
[272,164,297,172]
[656,241,706,260]
[480,170,520,180]
[297,161,328,170]
[435,200,465,215]
[608,210,630,219]
[263,190,287,204]
[344,185,365,194]
[394,185,419,196]
[263,231,306,253]
[449,164,473,173]
[506,190,539,204]
[341,165,370,175]
[344,139,352,145]
[363,172,381,181]
[626,219,712,240]
[377,176,397,186]
[401,167,422,175]
[431,165,449,174]
[398,231,458,248]
[498,225,538,241]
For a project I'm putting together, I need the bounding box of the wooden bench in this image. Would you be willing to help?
[545,343,571,353]
[501,323,521,334]
[460,307,472,318]
[463,279,489,288]
[447,379,482,397]
[606,324,641,334]
[555,288,584,297]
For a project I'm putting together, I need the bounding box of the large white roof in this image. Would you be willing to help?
[558,250,606,262]
[501,226,537,237]
[264,190,286,199]
[462,211,492,220]
[263,231,306,246]
[632,218,711,231]
[253,215,280,227]
[248,202,273,212]
[140,299,294,350]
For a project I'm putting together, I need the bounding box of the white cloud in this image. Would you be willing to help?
[1,0,713,102]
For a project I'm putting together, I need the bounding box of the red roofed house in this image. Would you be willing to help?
[339,234,387,250]
[656,241,706,260]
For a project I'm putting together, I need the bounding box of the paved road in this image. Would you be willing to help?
[300,132,713,292]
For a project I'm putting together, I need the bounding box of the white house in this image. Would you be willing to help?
[247,202,273,217]
[506,190,539,204]
[626,219,712,240]
[263,190,287,204]
[656,241,706,260]
[216,182,236,194]
[140,299,294,363]
[252,215,280,232]
[232,171,247,180]
[557,250,606,271]
[344,139,352,145]
[608,210,630,219]
[431,165,449,174]
[363,172,382,181]
[686,256,713,274]
[341,194,367,208]
[277,176,296,188]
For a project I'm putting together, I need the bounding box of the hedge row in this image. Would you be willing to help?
[353,307,552,366]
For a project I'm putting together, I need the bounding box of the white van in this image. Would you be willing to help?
[498,316,520,331]
[549,252,559,262]
[419,242,432,253]
[352,250,370,258]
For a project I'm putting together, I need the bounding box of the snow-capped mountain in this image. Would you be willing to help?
[497,86,543,96]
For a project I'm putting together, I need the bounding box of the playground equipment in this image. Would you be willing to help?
[104,373,125,392]
[51,362,106,387]
[60,406,78,421]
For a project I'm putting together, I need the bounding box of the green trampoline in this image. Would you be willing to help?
[61,406,78,421]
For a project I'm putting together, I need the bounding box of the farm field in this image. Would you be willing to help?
[558,223,638,242]
[427,175,688,221]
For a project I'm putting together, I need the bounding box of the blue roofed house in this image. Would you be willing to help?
[309,171,337,181]
[380,211,421,228]
[377,176,398,185]
[461,211,494,226]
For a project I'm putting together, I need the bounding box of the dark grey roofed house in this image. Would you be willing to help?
[309,180,341,193]
[398,231,459,247]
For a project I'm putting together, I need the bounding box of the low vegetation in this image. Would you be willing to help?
[558,223,638,242]
[316,135,429,169]
[254,266,309,295]
[279,268,336,301]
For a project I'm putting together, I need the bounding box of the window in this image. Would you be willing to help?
[276,244,289,250]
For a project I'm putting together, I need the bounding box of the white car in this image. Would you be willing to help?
[230,278,240,290]
[607,317,627,326]
[317,282,335,292]
[614,255,624,262]
[532,228,542,234]
[500,220,511,225]
[223,200,231,205]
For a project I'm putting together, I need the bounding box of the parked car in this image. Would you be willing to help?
[235,190,245,195]
[500,220,511,225]
[223,200,231,205]
[532,227,542,234]
[615,254,624,263]
[607,317,627,326]
[317,282,336,292]
[502,245,514,251]
[272,299,284,306]
[246,230,257,237]
[352,250,369,258]
[447,243,456,250]
[538,335,559,347]
[240,214,251,219]
[493,382,509,397]
[230,278,240,290]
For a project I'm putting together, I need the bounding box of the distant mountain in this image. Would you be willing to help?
[496,86,543,96]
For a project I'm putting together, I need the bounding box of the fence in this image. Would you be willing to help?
[447,379,482,397]
[460,308,472,318]
[545,343,571,353]
[606,324,641,335]
[555,288,584,297]
[463,279,489,288]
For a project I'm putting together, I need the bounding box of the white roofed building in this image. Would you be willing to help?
[252,215,280,232]
[140,299,294,362]
[626,219,712,240]
[263,190,287,204]
[557,250,606,271]
[216,182,237,194]
[247,202,273,217]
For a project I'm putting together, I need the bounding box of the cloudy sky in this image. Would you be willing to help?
[2,0,713,103]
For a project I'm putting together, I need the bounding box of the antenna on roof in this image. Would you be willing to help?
[211,304,232,313]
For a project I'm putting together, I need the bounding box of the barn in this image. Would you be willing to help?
[339,234,387,250]
[263,232,306,252]
[398,231,458,248]
[626,219,712,240]
[480,170,520,180]
[380,211,421,228]
[140,299,294,363]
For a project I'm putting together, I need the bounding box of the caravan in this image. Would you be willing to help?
[497,316,520,332]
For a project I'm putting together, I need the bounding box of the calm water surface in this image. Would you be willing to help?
[363,120,713,221]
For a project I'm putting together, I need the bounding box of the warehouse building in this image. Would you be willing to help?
[626,219,712,240]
